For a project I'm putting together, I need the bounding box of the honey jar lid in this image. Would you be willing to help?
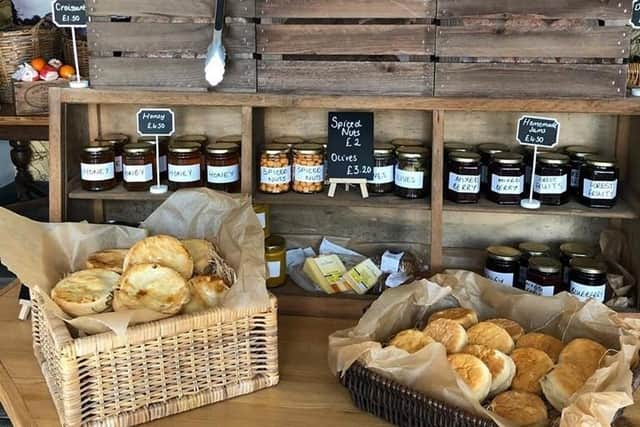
[138,136,170,143]
[477,143,509,155]
[560,242,596,258]
[396,146,429,159]
[168,142,201,153]
[293,143,323,155]
[175,134,208,143]
[518,242,550,256]
[493,152,524,165]
[307,136,328,145]
[449,151,481,163]
[206,142,240,154]
[123,143,153,154]
[95,133,128,143]
[564,145,598,159]
[263,143,289,155]
[391,138,425,148]
[83,145,113,153]
[585,155,616,168]
[216,135,242,144]
[538,152,570,165]
[374,142,395,156]
[487,245,521,261]
[444,142,473,152]
[528,257,562,274]
[570,257,607,275]
[265,235,286,252]
[273,136,304,147]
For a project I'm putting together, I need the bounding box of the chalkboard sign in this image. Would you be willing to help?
[516,115,560,148]
[632,0,640,28]
[137,108,175,137]
[327,112,374,180]
[51,0,87,28]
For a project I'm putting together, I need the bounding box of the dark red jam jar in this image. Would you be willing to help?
[477,143,509,191]
[569,257,609,303]
[488,152,525,205]
[446,151,481,204]
[533,153,570,206]
[517,242,551,288]
[484,246,522,288]
[522,257,563,297]
[560,242,597,286]
[564,145,598,195]
[578,156,619,209]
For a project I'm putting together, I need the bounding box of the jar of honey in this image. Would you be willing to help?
[122,143,154,192]
[446,152,481,204]
[95,133,128,181]
[368,143,395,194]
[168,142,202,190]
[533,153,570,205]
[139,136,169,180]
[80,145,117,191]
[254,204,271,238]
[487,153,525,205]
[205,142,240,193]
[265,235,286,288]
[260,144,291,194]
[292,143,324,194]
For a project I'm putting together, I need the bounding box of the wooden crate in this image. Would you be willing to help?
[13,80,67,115]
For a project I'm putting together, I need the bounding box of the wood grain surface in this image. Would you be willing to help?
[256,0,436,19]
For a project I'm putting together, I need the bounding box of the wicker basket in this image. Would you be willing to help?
[63,30,89,78]
[31,289,279,427]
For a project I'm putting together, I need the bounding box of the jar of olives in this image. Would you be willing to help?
[260,144,291,194]
[292,143,324,194]
[394,146,430,199]
[368,143,395,194]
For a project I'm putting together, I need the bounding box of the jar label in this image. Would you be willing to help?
[582,178,617,200]
[123,164,153,183]
[518,266,528,286]
[294,164,324,183]
[159,155,167,173]
[368,165,394,184]
[81,162,115,181]
[261,166,291,184]
[380,251,404,274]
[256,212,267,229]
[114,155,123,173]
[168,164,201,183]
[484,268,514,287]
[525,280,555,297]
[491,174,524,195]
[570,167,580,188]
[533,174,567,194]
[448,172,480,194]
[207,164,239,184]
[395,169,424,190]
[267,261,281,279]
[570,281,606,303]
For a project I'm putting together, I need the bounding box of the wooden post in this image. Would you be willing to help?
[87,104,105,223]
[430,110,445,272]
[610,115,631,230]
[48,88,63,222]
[241,106,254,194]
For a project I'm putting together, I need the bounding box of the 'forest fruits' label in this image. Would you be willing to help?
[367,165,394,184]
[582,179,617,200]
[81,162,114,181]
[261,166,291,185]
[569,281,606,303]
[448,172,480,194]
[395,169,424,190]
[168,164,201,183]
[123,164,153,183]
[491,174,524,195]
[294,164,324,183]
[484,268,514,287]
[525,280,555,297]
[533,174,567,195]
[207,164,239,184]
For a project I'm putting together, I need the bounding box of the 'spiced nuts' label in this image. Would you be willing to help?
[448,172,481,194]
[123,163,153,183]
[114,155,123,173]
[294,164,324,183]
[367,165,394,184]
[168,163,201,183]
[570,167,580,188]
[569,281,606,303]
[207,164,239,184]
[81,162,115,181]
[525,280,555,297]
[261,166,291,185]
[267,261,281,279]
[491,174,524,195]
[533,174,567,195]
[484,268,515,287]
[395,168,424,190]
[582,178,617,200]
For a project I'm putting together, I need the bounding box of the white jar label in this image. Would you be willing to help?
[207,164,239,184]
[491,174,524,195]
[570,167,580,188]
[168,164,201,183]
[582,179,617,200]
[484,268,514,287]
[294,164,324,183]
[570,281,606,303]
[395,169,424,190]
[533,174,567,194]
[448,172,480,194]
[123,164,153,183]
[81,162,115,181]
[267,261,281,279]
[256,212,267,229]
[368,165,394,184]
[159,155,167,173]
[261,166,291,185]
[114,155,123,173]
[525,280,555,297]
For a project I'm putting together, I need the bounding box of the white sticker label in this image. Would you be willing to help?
[448,172,481,194]
[582,179,617,200]
[395,169,424,190]
[256,212,266,229]
[81,162,115,181]
[525,280,555,297]
[294,164,324,183]
[491,174,524,195]
[159,155,167,173]
[368,165,394,184]
[207,164,239,184]
[484,268,515,287]
[570,167,580,188]
[570,281,606,303]
[533,174,567,194]
[123,164,153,183]
[114,155,123,173]
[168,164,201,183]
[380,251,404,274]
[261,166,291,185]
[267,261,281,279]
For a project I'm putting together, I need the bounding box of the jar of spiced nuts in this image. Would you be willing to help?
[292,143,324,194]
[260,144,291,194]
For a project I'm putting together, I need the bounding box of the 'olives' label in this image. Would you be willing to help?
[81,162,115,181]
[261,166,291,185]
[525,280,555,297]
[484,268,515,287]
[114,155,123,173]
[267,261,281,279]
[123,164,153,183]
[533,174,567,194]
[368,165,394,184]
[294,164,324,183]
[207,164,239,184]
[582,178,617,200]
[448,172,481,194]
[569,281,606,303]
[570,167,580,188]
[395,169,424,190]
[491,174,524,195]
[168,164,201,183]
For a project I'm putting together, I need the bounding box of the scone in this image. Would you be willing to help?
[51,269,120,317]
[467,322,515,354]
[388,329,435,354]
[489,391,548,427]
[486,318,525,341]
[181,239,216,275]
[123,235,194,279]
[423,318,468,353]
[541,363,588,412]
[462,344,516,395]
[428,307,479,329]
[182,275,229,314]
[85,249,128,274]
[114,263,190,315]
[511,347,554,395]
[558,338,607,379]
[516,332,564,363]
[448,353,492,402]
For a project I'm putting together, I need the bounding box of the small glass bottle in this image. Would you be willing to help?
[168,142,202,190]
[523,257,563,296]
[488,152,525,205]
[391,138,426,150]
[446,152,481,204]
[265,235,287,288]
[206,142,240,193]
[579,156,619,209]
[292,143,324,194]
[484,246,522,287]
[394,146,430,199]
[122,143,154,192]
[139,136,169,180]
[368,142,395,194]
[533,153,571,205]
[80,145,117,191]
[260,144,291,194]
[517,242,551,288]
[477,143,509,190]
[95,133,128,181]
[569,258,609,303]
[560,242,597,286]
[564,145,599,195]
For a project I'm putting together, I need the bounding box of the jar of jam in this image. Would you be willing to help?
[205,142,240,193]
[569,257,608,303]
[254,204,271,238]
[579,156,619,209]
[368,143,395,194]
[523,257,563,297]
[533,153,570,205]
[292,143,324,194]
[391,139,426,149]
[444,142,473,157]
[484,246,521,287]
[260,144,291,194]
[265,235,286,288]
[560,242,596,286]
[95,133,128,181]
[122,143,154,192]
[394,146,430,199]
[273,136,304,150]
[168,142,202,190]
[564,145,599,194]
[488,152,525,205]
[139,136,169,180]
[81,145,117,191]
[517,242,551,288]
[523,145,555,190]
[477,143,509,190]
[446,152,481,204]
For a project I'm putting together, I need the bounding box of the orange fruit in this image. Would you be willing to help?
[31,57,46,72]
[59,65,76,79]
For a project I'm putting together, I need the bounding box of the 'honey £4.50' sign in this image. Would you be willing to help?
[631,0,640,28]
[137,108,175,137]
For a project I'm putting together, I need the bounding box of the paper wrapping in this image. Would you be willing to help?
[0,189,268,335]
[328,270,640,427]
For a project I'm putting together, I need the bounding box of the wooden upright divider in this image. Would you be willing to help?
[48,87,63,222]
[241,106,254,193]
[430,110,445,272]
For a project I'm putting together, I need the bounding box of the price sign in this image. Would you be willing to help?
[631,0,640,28]
[327,112,374,180]
[137,108,175,137]
[516,115,560,148]
[51,0,87,28]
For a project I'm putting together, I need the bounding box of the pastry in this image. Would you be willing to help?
[428,307,479,329]
[467,322,515,354]
[510,347,554,395]
[516,332,564,363]
[489,391,548,427]
[423,318,468,353]
[51,268,120,317]
[462,344,516,395]
[123,235,194,279]
[448,353,492,402]
[388,329,435,354]
[182,275,229,314]
[85,249,128,274]
[181,239,216,275]
[541,363,588,412]
[558,338,607,379]
[486,318,525,341]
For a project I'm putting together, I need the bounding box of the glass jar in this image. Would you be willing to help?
[484,246,522,287]
[308,136,329,184]
[579,156,619,209]
[446,152,481,204]
[517,242,551,287]
[216,135,242,145]
[533,153,570,205]
[488,152,525,205]
[391,138,425,149]
[260,144,291,194]
[175,134,208,148]
[254,204,271,238]
[95,133,128,181]
[80,145,117,191]
[139,136,169,180]
[564,145,598,194]
[168,142,202,190]
[292,143,324,194]
[569,258,608,303]
[122,143,154,192]
[523,257,563,297]
[368,142,395,194]
[265,235,286,288]
[560,242,596,286]
[477,143,509,190]
[444,142,473,157]
[394,146,430,199]
[205,142,240,193]
[274,136,304,150]
[523,145,555,190]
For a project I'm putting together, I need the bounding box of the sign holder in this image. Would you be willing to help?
[328,178,369,199]
[137,108,176,194]
[52,0,89,88]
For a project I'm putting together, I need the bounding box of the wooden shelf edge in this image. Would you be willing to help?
[254,191,432,210]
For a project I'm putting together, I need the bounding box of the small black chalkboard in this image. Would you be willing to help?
[51,0,87,28]
[632,0,640,28]
[516,115,560,148]
[327,112,374,180]
[137,108,175,137]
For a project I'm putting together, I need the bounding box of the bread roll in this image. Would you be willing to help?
[467,322,515,354]
[558,338,607,379]
[486,318,525,341]
[489,391,548,427]
[541,364,588,412]
[428,307,478,329]
[388,329,435,354]
[511,347,554,395]
[423,318,468,353]
[123,235,194,279]
[516,332,564,363]
[51,269,120,317]
[85,249,128,274]
[462,344,515,396]
[448,354,492,402]
[182,275,229,314]
[181,239,216,275]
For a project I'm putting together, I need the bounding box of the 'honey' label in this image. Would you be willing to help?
[81,162,115,181]
[168,164,201,183]
[123,164,153,182]
[208,164,239,184]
